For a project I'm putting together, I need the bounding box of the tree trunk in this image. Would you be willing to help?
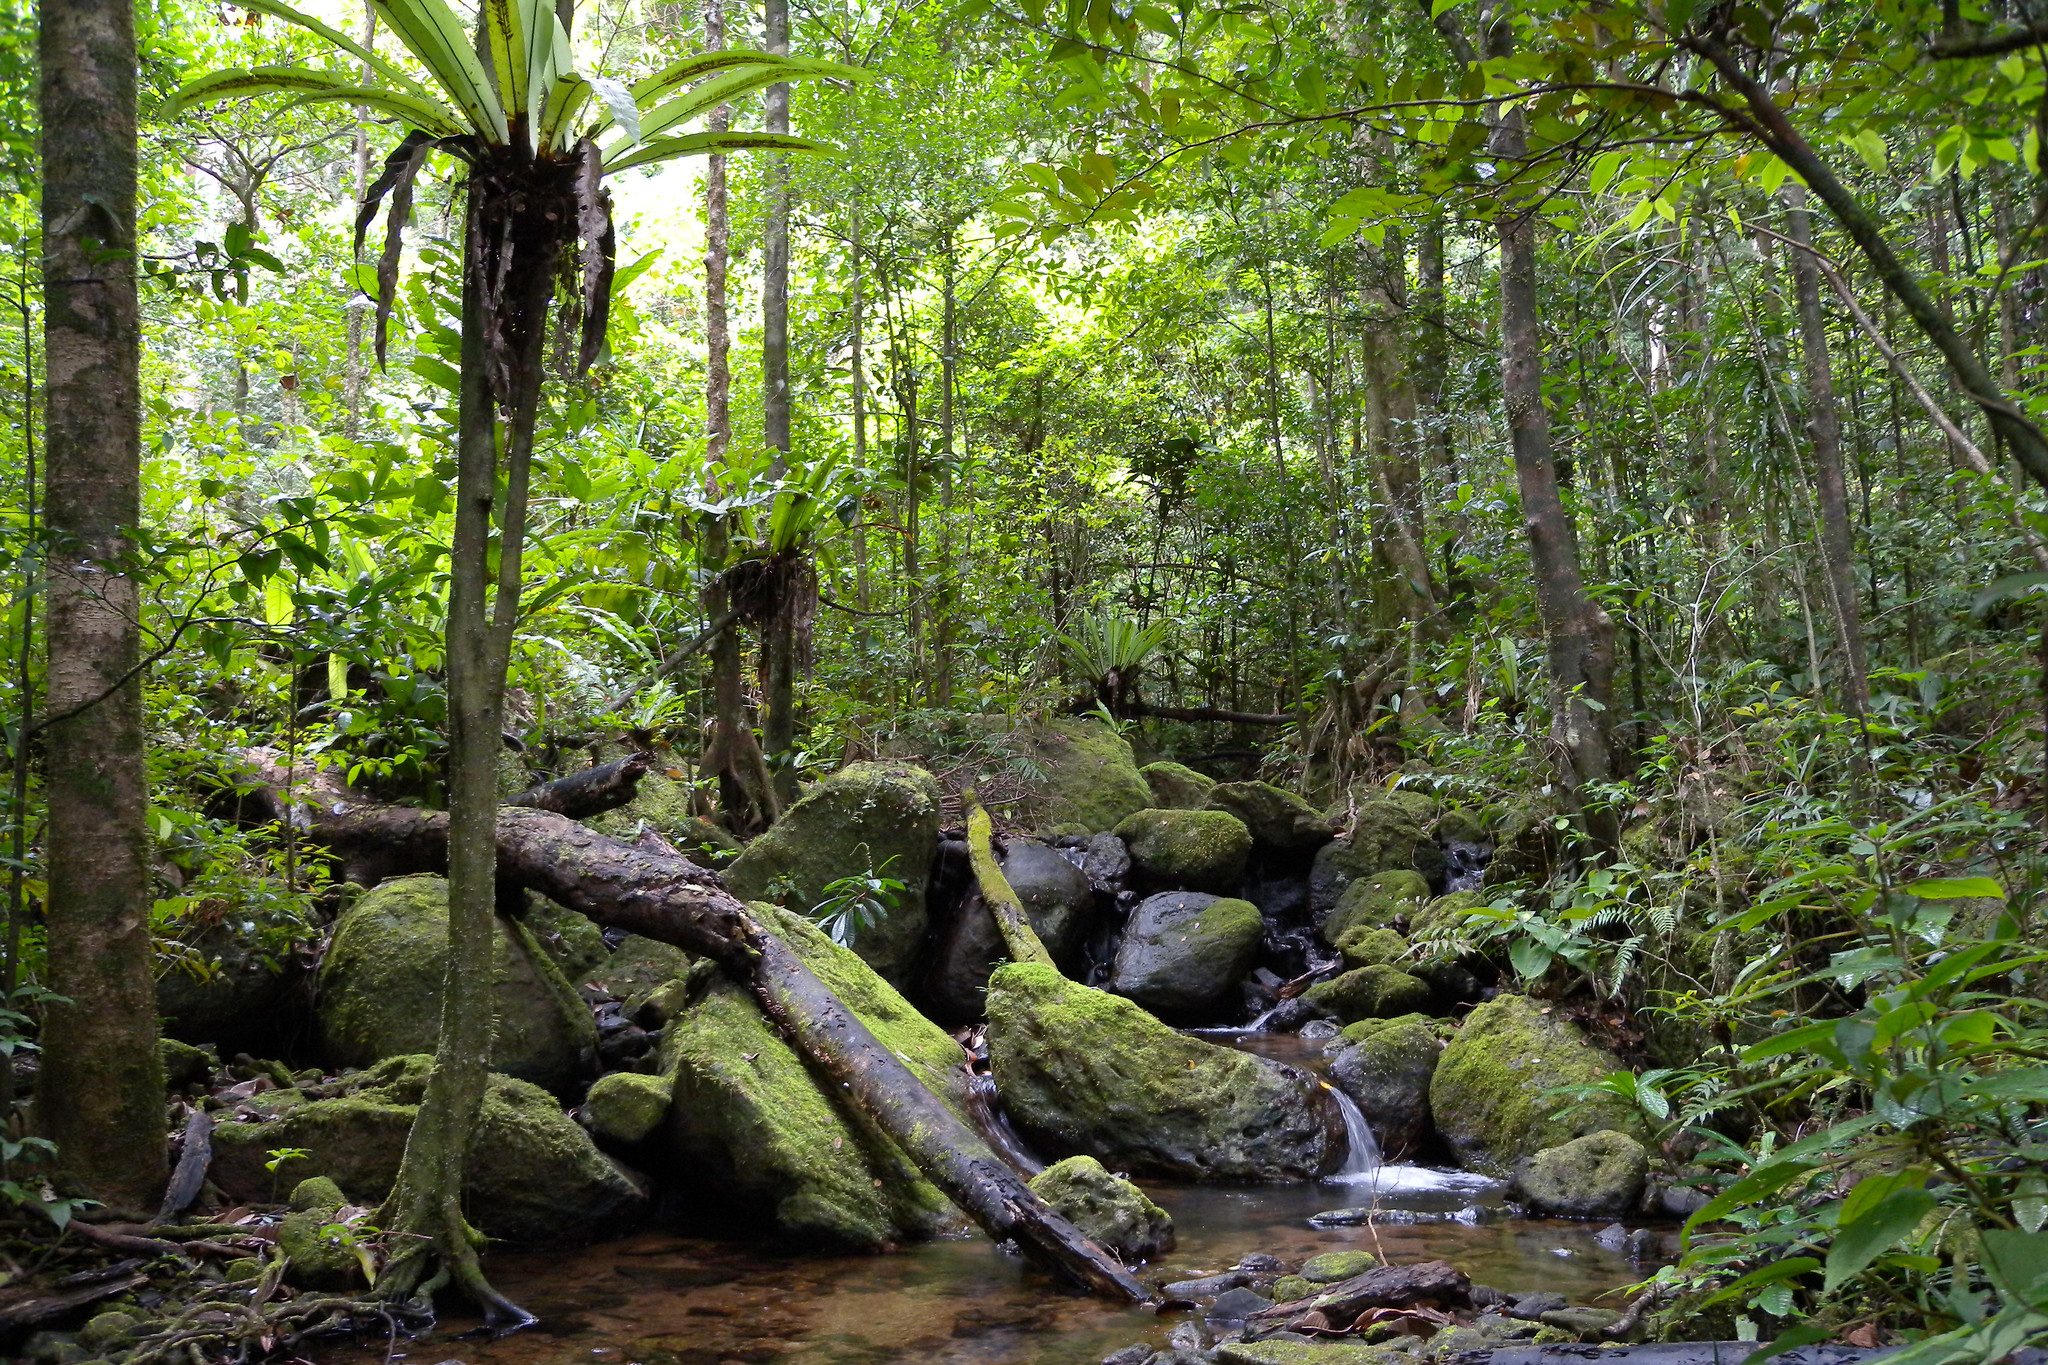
[37,0,165,1214]
[1487,13,1618,849]
[1783,185,1869,715]
[759,0,799,808]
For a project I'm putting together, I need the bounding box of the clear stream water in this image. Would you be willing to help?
[319,1036,1653,1365]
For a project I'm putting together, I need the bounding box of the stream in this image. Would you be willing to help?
[318,1036,1657,1365]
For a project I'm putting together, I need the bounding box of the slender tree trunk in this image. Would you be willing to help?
[1783,185,1869,715]
[849,212,871,676]
[1487,10,1617,848]
[758,0,798,807]
[342,0,374,438]
[931,231,958,708]
[37,0,164,1214]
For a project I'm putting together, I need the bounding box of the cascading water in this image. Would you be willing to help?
[1322,1082,1382,1182]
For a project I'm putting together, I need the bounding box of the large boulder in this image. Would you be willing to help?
[1203,782,1335,852]
[921,838,1095,1022]
[1114,808,1252,893]
[1109,892,1264,1021]
[1322,869,1432,941]
[999,718,1154,835]
[210,1056,647,1243]
[1430,994,1644,1174]
[1303,964,1431,1023]
[1141,761,1217,810]
[721,761,943,984]
[316,875,598,1096]
[1027,1155,1175,1262]
[1513,1129,1650,1218]
[1327,1017,1440,1160]
[986,962,1342,1180]
[656,906,968,1249]
[1310,800,1446,918]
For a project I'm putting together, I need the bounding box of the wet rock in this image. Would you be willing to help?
[1203,782,1335,852]
[1028,1155,1176,1262]
[1112,892,1265,1020]
[1430,994,1645,1175]
[1323,871,1432,942]
[1170,1322,1210,1352]
[210,1055,648,1243]
[1238,1253,1285,1272]
[1105,1347,1156,1365]
[1298,1018,1340,1042]
[1271,1274,1313,1302]
[1469,1286,1507,1309]
[1210,1286,1276,1319]
[1514,1130,1650,1218]
[1538,1307,1622,1337]
[1506,1291,1567,1320]
[1216,1344,1418,1365]
[1143,761,1220,810]
[1310,804,1445,919]
[1264,997,1333,1032]
[1083,832,1133,890]
[581,1069,672,1146]
[1303,964,1431,1023]
[317,874,598,1096]
[1165,1270,1253,1299]
[660,905,968,1249]
[1302,1251,1378,1282]
[925,837,1096,1020]
[989,962,1342,1179]
[1326,1017,1440,1159]
[722,761,944,984]
[1117,808,1254,893]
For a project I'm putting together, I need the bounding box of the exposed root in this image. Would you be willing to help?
[118,1286,432,1365]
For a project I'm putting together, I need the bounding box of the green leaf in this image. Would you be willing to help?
[1972,572,2048,617]
[372,0,508,141]
[606,130,830,175]
[328,654,351,701]
[1901,876,2005,900]
[1983,1231,2048,1310]
[1824,1188,1935,1290]
[1508,937,1553,979]
[224,0,438,101]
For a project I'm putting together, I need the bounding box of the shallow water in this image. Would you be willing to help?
[317,1034,1656,1365]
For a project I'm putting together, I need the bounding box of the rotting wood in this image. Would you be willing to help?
[153,1107,213,1225]
[963,792,1054,969]
[505,752,654,818]
[0,1271,150,1331]
[1251,1259,1471,1325]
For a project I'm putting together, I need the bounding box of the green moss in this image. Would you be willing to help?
[1515,1129,1650,1217]
[581,1071,672,1146]
[1324,871,1429,942]
[1302,1250,1378,1282]
[998,718,1154,834]
[587,935,691,1008]
[1303,964,1431,1023]
[159,1038,213,1090]
[1409,891,1483,938]
[1336,1013,1435,1047]
[1434,807,1488,845]
[1429,995,1645,1174]
[288,1176,346,1212]
[585,769,699,842]
[722,762,944,984]
[1311,804,1444,918]
[517,895,613,985]
[317,874,598,1095]
[1203,781,1334,850]
[1026,1155,1175,1261]
[1141,760,1218,810]
[1483,795,1566,886]
[986,962,1337,1180]
[1215,1342,1418,1365]
[1114,808,1253,892]
[1272,1274,1313,1303]
[279,1208,361,1290]
[1112,894,1265,1019]
[1335,927,1410,971]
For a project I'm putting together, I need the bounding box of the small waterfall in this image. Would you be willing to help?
[965,1072,1046,1176]
[1322,1083,1382,1182]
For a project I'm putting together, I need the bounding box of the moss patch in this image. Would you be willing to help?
[1310,804,1445,919]
[1141,761,1218,810]
[581,1070,672,1146]
[1335,927,1410,971]
[1204,781,1334,851]
[1430,994,1644,1174]
[1110,893,1265,1020]
[1115,808,1253,893]
[1323,870,1432,940]
[998,718,1154,834]
[1303,964,1431,1023]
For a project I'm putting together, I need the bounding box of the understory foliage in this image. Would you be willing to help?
[7,0,2048,1354]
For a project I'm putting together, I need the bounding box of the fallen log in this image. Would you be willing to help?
[1252,1259,1471,1325]
[241,767,1144,1300]
[963,794,1054,968]
[0,1271,151,1332]
[153,1108,214,1225]
[505,752,654,818]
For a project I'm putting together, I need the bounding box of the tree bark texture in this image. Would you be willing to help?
[1783,185,1870,715]
[759,0,800,807]
[38,0,166,1213]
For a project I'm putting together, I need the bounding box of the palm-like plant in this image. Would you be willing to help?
[166,0,858,1322]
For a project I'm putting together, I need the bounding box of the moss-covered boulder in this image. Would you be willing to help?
[581,1070,671,1146]
[1482,795,1566,887]
[1430,995,1644,1174]
[1027,1155,1175,1262]
[1303,964,1431,1023]
[1109,891,1264,1021]
[1215,1342,1417,1365]
[279,1193,361,1291]
[1513,1129,1650,1218]
[1203,781,1335,852]
[922,838,1095,1022]
[585,934,691,1010]
[1141,761,1218,810]
[999,718,1155,834]
[1302,1251,1378,1283]
[656,905,968,1250]
[986,962,1341,1180]
[1327,1018,1440,1159]
[1310,801,1446,919]
[1409,890,1483,938]
[517,894,613,985]
[1114,808,1252,893]
[722,761,943,984]
[1322,869,1432,941]
[1336,926,1410,971]
[210,1057,648,1242]
[316,874,598,1096]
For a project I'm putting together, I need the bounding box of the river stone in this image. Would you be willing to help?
[1303,964,1431,1023]
[1430,994,1644,1174]
[316,874,598,1096]
[279,1205,360,1290]
[721,761,943,984]
[1110,892,1264,1020]
[209,1056,648,1242]
[1323,870,1432,941]
[1027,1155,1175,1262]
[986,961,1341,1180]
[581,1070,672,1146]
[1203,782,1334,852]
[1115,808,1253,893]
[1513,1130,1650,1218]
[1335,926,1410,971]
[1311,802,1446,918]
[1302,1251,1379,1283]
[1327,1019,1440,1160]
[922,838,1095,1021]
[1141,761,1218,810]
[657,904,969,1249]
[1082,832,1132,890]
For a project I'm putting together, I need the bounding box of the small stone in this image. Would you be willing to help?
[1307,1206,1375,1226]
[1627,1227,1659,1260]
[1103,1347,1154,1365]
[579,1070,671,1146]
[1537,1307,1622,1337]
[1208,1286,1275,1319]
[1298,1019,1340,1041]
[1236,1253,1284,1272]
[224,1257,265,1282]
[1506,1291,1566,1320]
[1513,1130,1650,1218]
[1301,1250,1378,1283]
[1169,1321,1209,1352]
[1163,1270,1252,1300]
[1271,1275,1313,1302]
[288,1175,346,1212]
[78,1310,142,1352]
[1029,1155,1176,1262]
[1469,1285,1507,1308]
[1593,1222,1628,1250]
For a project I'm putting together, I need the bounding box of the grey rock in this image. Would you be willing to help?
[1236,1253,1284,1272]
[1084,832,1133,890]
[1262,996,1333,1032]
[1164,1271,1252,1299]
[1110,891,1264,1020]
[1507,1292,1567,1320]
[1208,1286,1275,1319]
[1327,1018,1440,1160]
[1169,1321,1210,1352]
[1103,1348,1154,1365]
[1513,1130,1651,1219]
[1539,1307,1623,1337]
[923,838,1095,1020]
[1298,1019,1340,1041]
[1594,1222,1629,1250]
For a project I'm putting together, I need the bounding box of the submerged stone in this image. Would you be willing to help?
[1430,994,1644,1174]
[316,874,598,1096]
[1028,1155,1175,1262]
[986,961,1341,1180]
[1110,891,1264,1021]
[722,761,944,985]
